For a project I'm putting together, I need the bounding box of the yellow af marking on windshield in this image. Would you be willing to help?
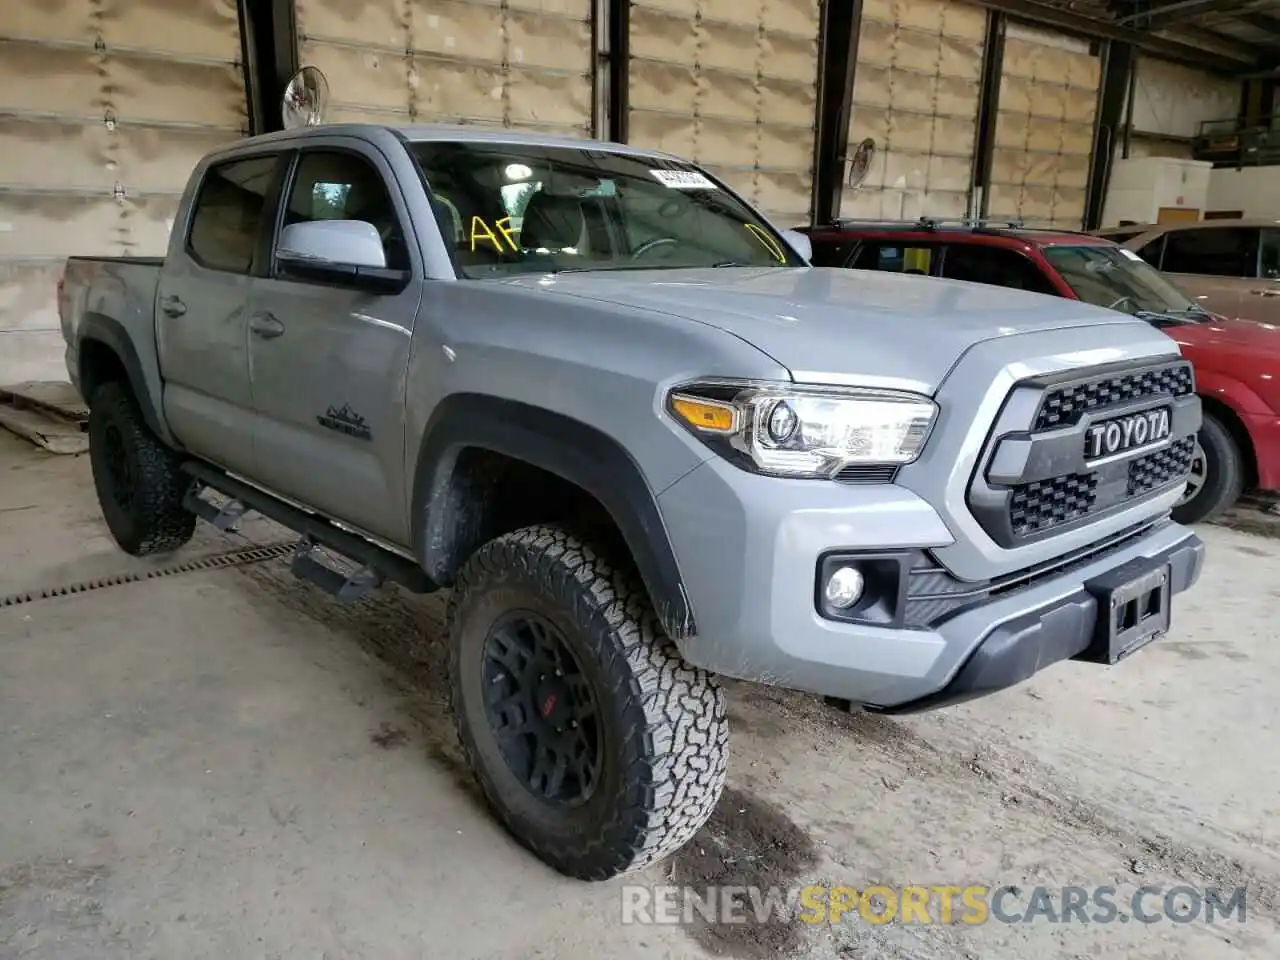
[744,223,787,264]
[470,216,519,253]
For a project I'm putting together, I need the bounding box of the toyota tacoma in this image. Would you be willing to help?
[58,122,1205,882]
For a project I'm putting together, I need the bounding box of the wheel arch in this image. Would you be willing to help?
[78,312,177,446]
[410,394,696,641]
[1199,393,1257,490]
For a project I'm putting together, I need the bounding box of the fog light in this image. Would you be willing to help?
[824,566,864,609]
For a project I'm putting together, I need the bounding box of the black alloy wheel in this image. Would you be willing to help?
[482,610,603,807]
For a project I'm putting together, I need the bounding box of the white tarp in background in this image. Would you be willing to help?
[295,0,594,136]
[627,0,821,227]
[0,0,247,384]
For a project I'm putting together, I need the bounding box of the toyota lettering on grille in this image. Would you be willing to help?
[1085,407,1172,462]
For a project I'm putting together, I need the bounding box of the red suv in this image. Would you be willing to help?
[799,218,1280,524]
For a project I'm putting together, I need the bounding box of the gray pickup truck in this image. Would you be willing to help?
[59,122,1205,882]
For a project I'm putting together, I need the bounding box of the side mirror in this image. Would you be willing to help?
[781,229,812,263]
[276,220,408,293]
[279,220,386,268]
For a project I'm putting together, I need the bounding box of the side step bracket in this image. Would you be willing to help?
[183,483,249,532]
[291,537,384,601]
[179,461,438,596]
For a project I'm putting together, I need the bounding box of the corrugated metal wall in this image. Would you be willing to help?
[989,23,1100,229]
[294,0,594,136]
[626,0,821,227]
[0,0,247,384]
[842,0,986,220]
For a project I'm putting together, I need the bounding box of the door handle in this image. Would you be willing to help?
[1250,289,1280,297]
[160,295,187,318]
[249,312,285,339]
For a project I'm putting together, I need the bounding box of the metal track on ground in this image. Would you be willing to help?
[0,542,295,609]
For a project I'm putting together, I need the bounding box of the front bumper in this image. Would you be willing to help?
[657,457,1205,711]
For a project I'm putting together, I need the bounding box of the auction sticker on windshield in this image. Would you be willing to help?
[650,169,717,190]
[1119,248,1144,262]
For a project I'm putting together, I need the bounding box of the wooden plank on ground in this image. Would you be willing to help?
[0,381,88,455]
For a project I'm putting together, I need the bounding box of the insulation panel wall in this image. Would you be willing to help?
[989,23,1100,229]
[1,0,246,383]
[842,0,986,221]
[627,0,821,226]
[295,0,594,136]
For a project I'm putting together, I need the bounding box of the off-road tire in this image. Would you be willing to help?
[447,524,728,881]
[87,380,196,556]
[1171,411,1244,525]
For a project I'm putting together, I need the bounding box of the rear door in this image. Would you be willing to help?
[245,141,422,545]
[1152,226,1260,320]
[158,151,287,475]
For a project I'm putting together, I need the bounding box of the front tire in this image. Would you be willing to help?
[1171,411,1244,525]
[87,381,196,556]
[447,525,728,881]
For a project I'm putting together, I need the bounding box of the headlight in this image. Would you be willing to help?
[666,381,937,479]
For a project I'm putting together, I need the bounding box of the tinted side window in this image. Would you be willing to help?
[809,237,856,267]
[187,154,279,274]
[1135,236,1165,267]
[850,242,937,274]
[940,246,1058,295]
[1260,229,1280,280]
[282,150,409,271]
[1160,228,1259,277]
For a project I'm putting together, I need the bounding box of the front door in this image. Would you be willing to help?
[246,143,422,545]
[157,151,286,476]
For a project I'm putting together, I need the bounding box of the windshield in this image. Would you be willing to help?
[406,141,805,277]
[1042,244,1204,317]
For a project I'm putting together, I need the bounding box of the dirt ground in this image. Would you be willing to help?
[1,428,1278,960]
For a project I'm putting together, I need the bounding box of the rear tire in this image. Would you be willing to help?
[87,381,196,556]
[447,524,728,881]
[1171,411,1244,525]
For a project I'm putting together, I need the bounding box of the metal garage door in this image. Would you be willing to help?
[842,0,986,221]
[0,0,247,385]
[626,0,820,226]
[989,23,1100,229]
[295,0,594,136]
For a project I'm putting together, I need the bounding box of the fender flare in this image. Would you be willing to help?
[410,394,696,640]
[78,312,175,445]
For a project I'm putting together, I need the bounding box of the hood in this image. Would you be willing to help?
[1167,314,1280,410]
[502,267,1146,392]
[1166,313,1280,354]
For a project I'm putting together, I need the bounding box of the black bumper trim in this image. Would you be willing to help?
[868,531,1205,716]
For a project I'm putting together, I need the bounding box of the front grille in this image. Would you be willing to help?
[1034,363,1194,430]
[1129,436,1195,496]
[968,359,1196,547]
[1009,472,1099,538]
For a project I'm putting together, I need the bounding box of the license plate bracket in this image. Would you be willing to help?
[1078,558,1172,665]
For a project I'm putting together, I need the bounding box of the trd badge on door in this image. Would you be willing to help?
[317,403,372,441]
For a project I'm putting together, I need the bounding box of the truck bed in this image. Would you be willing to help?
[58,256,167,394]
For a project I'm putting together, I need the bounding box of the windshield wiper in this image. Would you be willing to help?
[1132,309,1204,325]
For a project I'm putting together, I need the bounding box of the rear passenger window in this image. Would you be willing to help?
[851,243,936,274]
[808,237,856,267]
[187,155,279,274]
[1160,227,1259,277]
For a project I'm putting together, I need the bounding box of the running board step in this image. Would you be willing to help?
[291,538,383,601]
[180,461,438,595]
[183,484,248,532]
